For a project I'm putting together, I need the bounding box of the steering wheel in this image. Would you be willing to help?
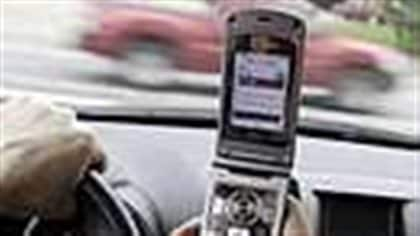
[0,171,147,236]
[75,171,142,236]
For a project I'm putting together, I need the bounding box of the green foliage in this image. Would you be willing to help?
[332,20,417,55]
[325,0,418,55]
[383,0,419,54]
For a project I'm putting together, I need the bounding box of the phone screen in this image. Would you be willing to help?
[222,34,296,147]
[231,52,290,131]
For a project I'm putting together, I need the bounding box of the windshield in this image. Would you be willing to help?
[2,0,419,140]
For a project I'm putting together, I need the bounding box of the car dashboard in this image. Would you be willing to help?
[86,120,419,236]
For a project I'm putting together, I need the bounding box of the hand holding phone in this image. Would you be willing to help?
[202,9,306,236]
[174,195,310,236]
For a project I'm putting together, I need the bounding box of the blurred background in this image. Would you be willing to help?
[2,0,419,136]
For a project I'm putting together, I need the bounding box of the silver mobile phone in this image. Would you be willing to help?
[202,10,306,236]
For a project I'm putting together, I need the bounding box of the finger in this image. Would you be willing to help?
[171,217,201,236]
[1,96,76,139]
[283,196,312,236]
[171,227,196,236]
[73,123,106,171]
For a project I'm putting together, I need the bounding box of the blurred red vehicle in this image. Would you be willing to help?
[82,7,384,88]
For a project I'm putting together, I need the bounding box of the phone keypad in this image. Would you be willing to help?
[205,183,280,236]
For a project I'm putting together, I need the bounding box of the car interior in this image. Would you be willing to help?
[2,0,419,236]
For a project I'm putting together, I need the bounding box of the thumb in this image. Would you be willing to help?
[283,196,312,236]
[171,218,201,236]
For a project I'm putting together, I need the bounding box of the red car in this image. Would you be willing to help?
[82,6,388,89]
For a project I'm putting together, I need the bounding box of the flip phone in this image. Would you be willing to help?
[202,10,306,236]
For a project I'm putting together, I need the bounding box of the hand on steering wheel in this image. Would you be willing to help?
[0,96,105,220]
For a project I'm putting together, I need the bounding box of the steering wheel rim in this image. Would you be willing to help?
[1,171,142,236]
[76,170,141,236]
